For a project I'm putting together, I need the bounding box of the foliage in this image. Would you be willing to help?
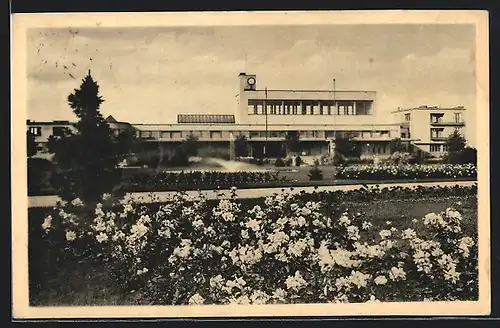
[388,138,409,154]
[234,135,249,158]
[47,71,132,206]
[27,130,38,158]
[124,171,288,189]
[445,130,466,153]
[27,158,54,196]
[40,186,478,305]
[308,160,323,181]
[182,135,200,158]
[295,156,302,167]
[445,147,477,166]
[335,164,477,180]
[334,134,361,158]
[383,152,412,165]
[285,131,301,154]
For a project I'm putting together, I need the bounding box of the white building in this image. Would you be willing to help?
[28,72,467,160]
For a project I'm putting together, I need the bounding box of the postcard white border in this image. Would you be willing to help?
[12,10,490,318]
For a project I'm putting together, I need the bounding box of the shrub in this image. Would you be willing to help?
[40,187,478,305]
[308,161,323,181]
[335,164,477,180]
[28,158,54,195]
[274,158,286,167]
[295,156,302,167]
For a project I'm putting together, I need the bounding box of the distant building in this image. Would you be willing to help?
[27,73,468,160]
[392,105,467,156]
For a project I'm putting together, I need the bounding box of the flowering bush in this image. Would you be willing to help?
[335,164,477,180]
[39,187,478,305]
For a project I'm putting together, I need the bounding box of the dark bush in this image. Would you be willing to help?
[295,156,302,167]
[274,158,286,167]
[308,160,323,181]
[28,158,54,195]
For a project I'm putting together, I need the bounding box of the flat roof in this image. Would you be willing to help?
[391,106,466,113]
[177,114,236,124]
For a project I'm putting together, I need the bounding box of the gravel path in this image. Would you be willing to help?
[28,180,476,208]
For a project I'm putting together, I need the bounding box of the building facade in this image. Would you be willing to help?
[392,105,467,156]
[27,73,467,160]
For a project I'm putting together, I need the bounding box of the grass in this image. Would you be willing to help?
[28,195,477,306]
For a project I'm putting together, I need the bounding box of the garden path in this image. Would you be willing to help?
[28,180,476,208]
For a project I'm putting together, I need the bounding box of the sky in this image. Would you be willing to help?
[27,24,477,145]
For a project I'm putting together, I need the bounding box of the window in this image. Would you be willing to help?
[430,144,442,153]
[404,113,411,121]
[430,113,444,123]
[210,131,222,139]
[171,131,182,139]
[140,131,153,138]
[430,128,444,138]
[401,132,407,138]
[454,112,462,123]
[29,126,42,136]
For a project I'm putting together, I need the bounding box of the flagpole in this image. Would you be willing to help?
[264,87,268,157]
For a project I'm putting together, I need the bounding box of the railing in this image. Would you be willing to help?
[430,121,465,126]
[430,136,447,141]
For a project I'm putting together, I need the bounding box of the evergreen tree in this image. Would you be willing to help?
[234,135,249,157]
[47,71,128,205]
[445,130,466,153]
[285,131,301,155]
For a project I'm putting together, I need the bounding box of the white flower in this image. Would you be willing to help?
[339,214,351,226]
[285,271,307,291]
[71,198,84,207]
[386,221,392,225]
[221,212,235,222]
[65,230,77,241]
[458,237,474,258]
[401,228,417,240]
[361,221,372,230]
[188,293,205,305]
[96,232,108,243]
[192,219,204,229]
[374,275,388,285]
[102,193,111,200]
[245,218,261,231]
[349,270,371,288]
[41,215,52,231]
[241,229,249,239]
[272,288,287,301]
[346,225,360,241]
[379,229,392,239]
[366,295,380,303]
[210,274,224,288]
[389,267,407,281]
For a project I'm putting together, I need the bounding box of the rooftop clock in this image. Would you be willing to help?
[247,77,256,85]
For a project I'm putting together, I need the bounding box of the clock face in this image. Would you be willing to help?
[247,77,256,85]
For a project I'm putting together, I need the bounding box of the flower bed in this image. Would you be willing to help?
[335,164,477,180]
[37,186,478,305]
[123,171,288,190]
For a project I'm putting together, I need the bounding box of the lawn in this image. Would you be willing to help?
[28,194,477,306]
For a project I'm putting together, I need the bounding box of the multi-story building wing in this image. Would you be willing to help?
[392,105,467,156]
[27,73,467,160]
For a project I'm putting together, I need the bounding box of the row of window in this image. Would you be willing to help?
[138,130,392,140]
[404,112,463,123]
[430,127,462,139]
[28,126,68,137]
[430,113,462,123]
[247,100,373,116]
[430,144,450,153]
